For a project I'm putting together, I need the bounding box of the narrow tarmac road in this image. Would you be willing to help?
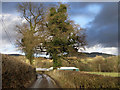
[30,74,59,88]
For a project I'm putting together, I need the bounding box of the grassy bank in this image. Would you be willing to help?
[85,72,120,77]
[47,70,120,88]
[2,54,36,88]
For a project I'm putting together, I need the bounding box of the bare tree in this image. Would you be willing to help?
[16,2,45,65]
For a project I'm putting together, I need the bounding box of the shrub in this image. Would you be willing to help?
[76,56,119,72]
[2,54,36,88]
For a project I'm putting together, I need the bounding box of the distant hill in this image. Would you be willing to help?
[4,52,115,58]
[7,54,23,56]
[78,52,115,58]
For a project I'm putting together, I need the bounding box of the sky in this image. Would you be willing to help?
[0,2,118,55]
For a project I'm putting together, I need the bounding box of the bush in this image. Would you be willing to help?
[75,56,119,72]
[2,54,36,88]
[35,59,53,68]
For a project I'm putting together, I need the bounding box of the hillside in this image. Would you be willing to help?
[7,54,23,56]
[81,52,115,58]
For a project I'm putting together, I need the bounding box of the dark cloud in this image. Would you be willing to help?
[2,2,58,14]
[67,2,118,48]
[68,2,103,17]
[86,2,118,47]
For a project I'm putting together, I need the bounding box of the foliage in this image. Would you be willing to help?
[16,3,86,68]
[34,58,53,68]
[89,56,118,72]
[63,55,119,72]
[16,2,45,65]
[44,4,86,69]
[2,54,36,88]
[16,55,119,73]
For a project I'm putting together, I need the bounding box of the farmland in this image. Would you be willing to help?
[14,55,120,73]
[2,54,120,88]
[2,2,119,89]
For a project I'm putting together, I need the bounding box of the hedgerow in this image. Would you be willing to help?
[2,54,36,88]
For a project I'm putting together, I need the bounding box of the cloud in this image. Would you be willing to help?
[79,44,118,55]
[1,2,118,55]
[86,3,118,47]
[68,2,118,48]
[0,13,24,54]
[68,2,102,28]
[68,2,103,17]
[1,14,22,41]
[68,2,118,55]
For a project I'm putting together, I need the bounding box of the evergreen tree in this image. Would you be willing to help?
[45,4,86,69]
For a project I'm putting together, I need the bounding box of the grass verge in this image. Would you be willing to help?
[47,70,120,88]
[84,72,120,77]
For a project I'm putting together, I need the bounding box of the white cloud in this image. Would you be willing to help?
[87,4,102,15]
[0,13,24,54]
[79,44,118,55]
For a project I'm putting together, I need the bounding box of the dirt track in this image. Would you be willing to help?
[30,74,59,88]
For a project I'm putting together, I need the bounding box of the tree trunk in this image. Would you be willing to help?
[29,59,33,65]
[52,53,58,69]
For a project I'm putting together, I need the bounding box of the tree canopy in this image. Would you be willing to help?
[43,4,86,68]
[16,2,45,65]
[16,3,86,67]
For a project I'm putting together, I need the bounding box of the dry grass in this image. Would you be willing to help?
[85,72,120,77]
[66,57,77,60]
[47,70,120,88]
[2,54,36,88]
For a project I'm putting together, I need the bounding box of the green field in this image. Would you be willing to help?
[85,72,120,77]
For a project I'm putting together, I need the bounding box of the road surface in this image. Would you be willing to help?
[30,74,59,88]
